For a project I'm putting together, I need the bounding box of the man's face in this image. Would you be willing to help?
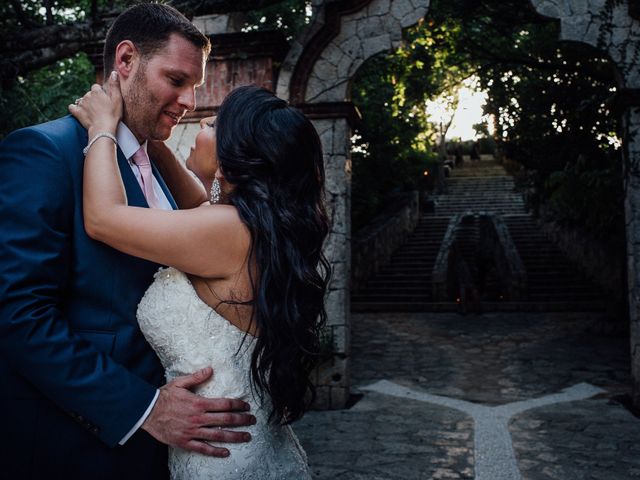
[123,33,206,142]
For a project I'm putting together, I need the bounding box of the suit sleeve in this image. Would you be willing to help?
[0,127,157,447]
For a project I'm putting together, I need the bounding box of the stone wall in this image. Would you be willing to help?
[278,0,430,103]
[432,214,460,301]
[537,214,625,303]
[625,105,640,407]
[351,191,420,292]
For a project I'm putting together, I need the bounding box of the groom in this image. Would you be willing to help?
[0,4,254,479]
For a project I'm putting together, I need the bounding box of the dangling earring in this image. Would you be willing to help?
[210,178,221,204]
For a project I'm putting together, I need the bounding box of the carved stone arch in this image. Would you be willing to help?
[530,0,639,87]
[277,0,430,103]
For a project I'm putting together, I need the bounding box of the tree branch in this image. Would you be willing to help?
[1,0,288,86]
[168,0,285,18]
[0,20,111,87]
[460,29,614,84]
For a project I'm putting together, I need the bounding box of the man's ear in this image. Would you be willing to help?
[113,40,138,80]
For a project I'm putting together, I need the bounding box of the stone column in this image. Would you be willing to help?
[297,102,360,408]
[623,100,640,409]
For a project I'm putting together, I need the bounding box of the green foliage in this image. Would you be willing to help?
[0,0,88,31]
[350,15,476,230]
[0,0,130,33]
[351,0,622,239]
[0,0,130,138]
[543,154,623,237]
[350,53,438,231]
[443,0,623,237]
[243,0,311,41]
[0,53,95,139]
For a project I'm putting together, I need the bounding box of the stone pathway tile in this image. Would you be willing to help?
[511,398,640,480]
[293,312,638,479]
[350,312,630,404]
[294,392,474,479]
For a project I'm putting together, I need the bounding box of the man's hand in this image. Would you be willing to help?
[141,367,256,457]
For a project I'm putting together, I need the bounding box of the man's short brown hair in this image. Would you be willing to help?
[103,3,211,73]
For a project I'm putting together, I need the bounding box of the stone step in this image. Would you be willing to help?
[350,300,608,312]
[364,278,431,286]
[351,294,433,303]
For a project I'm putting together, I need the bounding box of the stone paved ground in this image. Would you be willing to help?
[292,312,640,479]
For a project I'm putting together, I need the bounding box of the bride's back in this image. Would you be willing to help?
[137,266,311,479]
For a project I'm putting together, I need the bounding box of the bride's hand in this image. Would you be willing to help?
[69,70,123,135]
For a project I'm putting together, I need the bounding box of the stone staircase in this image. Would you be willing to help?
[351,216,450,311]
[503,215,606,310]
[351,157,608,312]
[434,161,527,216]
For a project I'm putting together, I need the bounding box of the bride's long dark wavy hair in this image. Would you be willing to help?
[215,85,331,424]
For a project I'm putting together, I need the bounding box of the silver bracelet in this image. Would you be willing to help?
[83,132,117,156]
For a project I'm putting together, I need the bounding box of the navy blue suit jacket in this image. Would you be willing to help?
[0,116,175,479]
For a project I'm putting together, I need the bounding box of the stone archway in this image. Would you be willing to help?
[275,0,640,409]
[166,0,639,410]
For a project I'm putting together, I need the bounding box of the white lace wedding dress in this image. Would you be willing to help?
[137,267,312,479]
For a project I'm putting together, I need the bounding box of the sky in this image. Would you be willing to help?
[425,76,494,141]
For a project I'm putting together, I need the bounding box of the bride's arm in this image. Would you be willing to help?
[148,140,208,209]
[70,74,249,278]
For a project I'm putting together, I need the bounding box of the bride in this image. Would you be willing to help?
[70,76,330,479]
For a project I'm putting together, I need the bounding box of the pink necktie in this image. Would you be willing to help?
[131,147,161,208]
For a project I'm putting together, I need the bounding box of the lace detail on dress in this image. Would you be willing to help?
[137,267,311,480]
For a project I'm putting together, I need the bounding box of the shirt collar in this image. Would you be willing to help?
[116,121,148,161]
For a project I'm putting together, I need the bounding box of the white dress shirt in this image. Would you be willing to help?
[116,122,170,444]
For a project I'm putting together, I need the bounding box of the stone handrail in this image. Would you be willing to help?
[483,214,527,300]
[432,212,527,301]
[432,213,466,301]
[351,191,420,292]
